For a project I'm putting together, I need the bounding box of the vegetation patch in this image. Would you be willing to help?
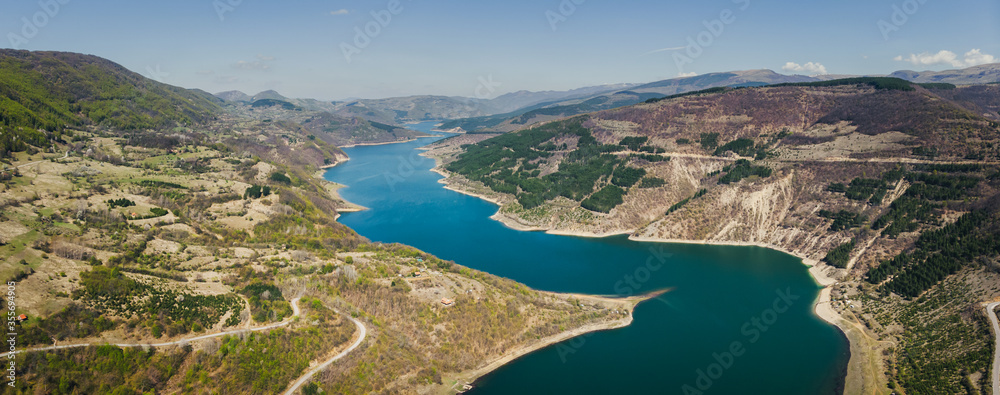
[718,159,772,184]
[666,189,708,215]
[818,209,867,232]
[580,185,625,213]
[823,240,855,268]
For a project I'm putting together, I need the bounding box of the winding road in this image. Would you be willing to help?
[13,151,69,169]
[987,302,1000,395]
[15,297,368,394]
[15,297,303,354]
[283,312,367,395]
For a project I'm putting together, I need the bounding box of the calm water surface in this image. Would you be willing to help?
[324,121,849,394]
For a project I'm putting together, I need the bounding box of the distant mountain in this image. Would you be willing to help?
[299,112,429,147]
[441,66,1000,133]
[249,90,288,102]
[442,70,822,132]
[211,85,641,127]
[331,95,501,125]
[0,49,221,132]
[214,90,251,102]
[890,63,1000,85]
[250,99,298,110]
[487,84,639,114]
[627,70,817,95]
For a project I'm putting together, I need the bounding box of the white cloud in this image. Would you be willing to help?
[256,54,276,61]
[894,49,997,68]
[782,61,828,75]
[961,49,996,66]
[677,72,698,77]
[330,9,349,16]
[643,46,685,56]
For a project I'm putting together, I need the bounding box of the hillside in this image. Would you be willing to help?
[440,70,822,133]
[0,50,221,132]
[426,78,1000,394]
[299,112,431,147]
[0,50,645,394]
[214,90,252,102]
[440,65,1000,135]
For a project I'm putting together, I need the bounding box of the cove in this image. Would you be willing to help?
[324,121,849,394]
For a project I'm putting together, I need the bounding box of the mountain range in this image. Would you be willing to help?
[212,64,1000,133]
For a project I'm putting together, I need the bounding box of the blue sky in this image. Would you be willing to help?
[2,0,998,100]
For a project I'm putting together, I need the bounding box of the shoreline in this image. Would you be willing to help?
[443,291,660,393]
[452,316,633,390]
[427,162,864,394]
[313,160,368,214]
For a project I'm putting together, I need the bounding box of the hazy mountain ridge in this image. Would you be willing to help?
[890,63,1000,85]
[441,65,1000,133]
[441,70,825,132]
[211,65,1000,133]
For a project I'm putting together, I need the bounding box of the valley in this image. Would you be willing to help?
[1,45,999,394]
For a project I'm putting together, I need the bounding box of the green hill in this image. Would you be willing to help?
[0,50,221,132]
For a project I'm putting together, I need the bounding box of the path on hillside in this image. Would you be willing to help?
[13,151,68,169]
[282,312,367,395]
[986,302,1000,395]
[15,297,303,354]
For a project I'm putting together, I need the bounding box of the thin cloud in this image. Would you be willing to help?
[330,9,350,16]
[643,46,686,56]
[677,72,697,77]
[894,49,996,68]
[256,54,276,61]
[782,61,828,75]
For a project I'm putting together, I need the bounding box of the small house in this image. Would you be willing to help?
[441,298,454,306]
[17,314,27,321]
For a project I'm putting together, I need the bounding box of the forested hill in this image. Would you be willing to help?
[0,50,222,132]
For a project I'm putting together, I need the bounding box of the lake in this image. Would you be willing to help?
[324,121,849,394]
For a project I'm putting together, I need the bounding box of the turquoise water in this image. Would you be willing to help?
[324,121,849,394]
